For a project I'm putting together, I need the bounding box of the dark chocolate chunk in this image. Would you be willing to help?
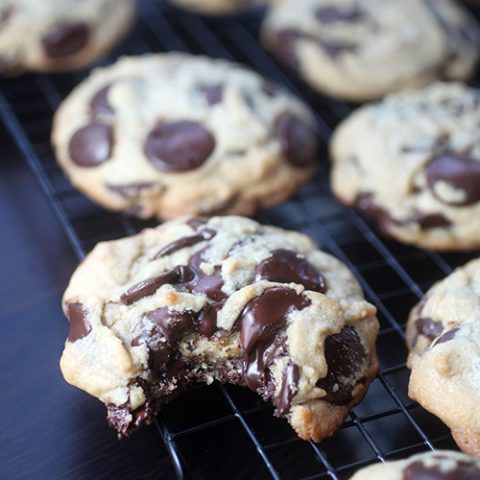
[121,266,193,305]
[90,85,113,116]
[186,217,207,230]
[403,459,480,480]
[354,192,393,235]
[315,6,362,23]
[416,317,444,341]
[274,112,317,167]
[184,249,226,302]
[66,302,91,342]
[194,301,223,338]
[434,327,459,346]
[239,287,310,392]
[255,249,326,292]
[427,152,480,206]
[316,327,365,405]
[145,121,215,172]
[42,23,89,58]
[412,212,451,229]
[68,123,113,167]
[319,39,357,58]
[277,360,300,415]
[153,229,216,259]
[198,84,223,105]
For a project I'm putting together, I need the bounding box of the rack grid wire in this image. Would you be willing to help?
[1,1,479,479]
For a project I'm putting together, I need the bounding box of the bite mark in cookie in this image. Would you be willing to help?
[60,216,379,441]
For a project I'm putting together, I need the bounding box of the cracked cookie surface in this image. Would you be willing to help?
[52,53,317,220]
[60,215,379,441]
[261,0,479,101]
[0,0,135,75]
[331,82,480,251]
[350,450,480,479]
[407,258,480,456]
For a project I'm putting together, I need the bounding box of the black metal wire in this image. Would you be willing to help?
[1,0,475,478]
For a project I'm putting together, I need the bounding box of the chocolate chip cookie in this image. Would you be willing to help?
[0,0,135,75]
[350,450,480,479]
[52,53,317,220]
[261,0,479,101]
[59,215,379,441]
[168,0,265,15]
[331,82,480,251]
[407,258,480,456]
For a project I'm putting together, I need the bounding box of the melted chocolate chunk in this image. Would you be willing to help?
[194,301,224,338]
[275,112,316,167]
[186,217,207,230]
[66,302,91,342]
[185,249,226,301]
[69,123,113,167]
[135,307,195,367]
[153,229,216,259]
[42,23,89,58]
[239,287,310,392]
[435,327,459,346]
[315,6,362,23]
[121,266,193,305]
[90,85,113,116]
[416,317,444,341]
[198,84,223,105]
[316,327,365,405]
[403,459,480,480]
[145,121,215,172]
[427,152,480,206]
[277,360,300,415]
[255,249,326,292]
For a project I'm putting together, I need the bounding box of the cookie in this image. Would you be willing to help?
[261,0,480,101]
[331,82,480,251]
[406,258,480,456]
[59,215,379,441]
[350,450,480,479]
[52,53,317,220]
[167,0,265,15]
[0,0,135,75]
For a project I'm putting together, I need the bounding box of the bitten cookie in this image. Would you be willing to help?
[261,0,480,101]
[331,82,480,251]
[167,0,265,15]
[52,53,317,220]
[0,0,135,75]
[350,450,480,479]
[60,216,379,441]
[406,259,480,456]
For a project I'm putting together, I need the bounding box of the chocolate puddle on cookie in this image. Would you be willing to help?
[121,247,226,305]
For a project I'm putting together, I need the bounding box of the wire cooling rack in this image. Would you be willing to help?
[2,1,479,478]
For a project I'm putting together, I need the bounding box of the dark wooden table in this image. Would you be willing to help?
[0,125,176,480]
